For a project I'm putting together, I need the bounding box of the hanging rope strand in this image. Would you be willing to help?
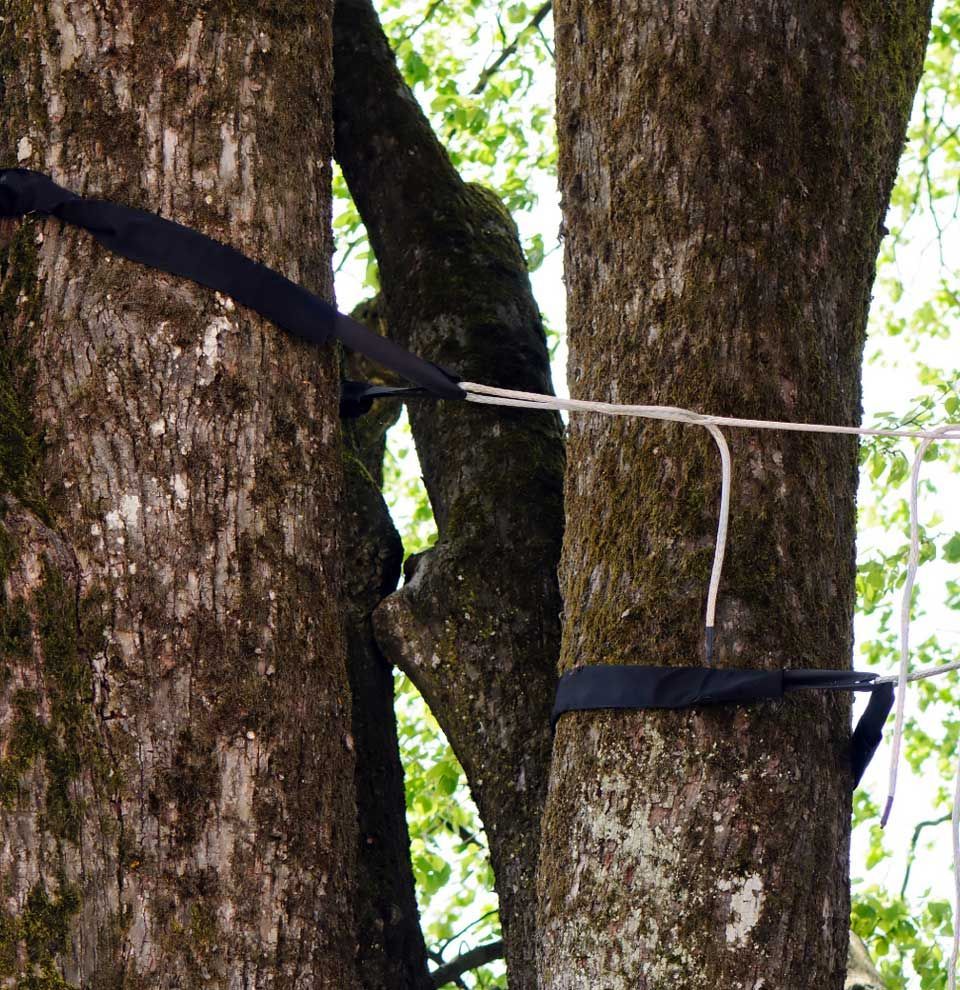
[881,425,956,827]
[473,382,733,661]
[881,436,934,826]
[702,423,731,664]
[952,758,960,990]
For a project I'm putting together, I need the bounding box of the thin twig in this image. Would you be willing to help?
[335,236,362,273]
[472,1,552,94]
[395,0,444,43]
[536,19,554,58]
[901,813,951,898]
[439,909,499,956]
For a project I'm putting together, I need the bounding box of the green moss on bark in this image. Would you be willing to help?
[0,900,17,976]
[0,689,44,802]
[21,882,80,965]
[0,877,80,987]
[0,563,105,843]
[16,965,77,990]
[0,223,46,516]
[154,728,221,847]
[33,564,89,841]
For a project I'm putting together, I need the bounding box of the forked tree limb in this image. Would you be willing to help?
[333,1,565,987]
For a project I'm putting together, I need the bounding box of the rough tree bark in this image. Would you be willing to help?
[333,1,565,987]
[537,3,932,989]
[0,3,358,986]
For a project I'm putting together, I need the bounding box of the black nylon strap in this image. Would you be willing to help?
[849,681,895,786]
[0,169,464,406]
[553,665,787,717]
[339,380,437,418]
[553,665,895,787]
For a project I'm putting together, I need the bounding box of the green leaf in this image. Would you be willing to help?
[943,533,960,563]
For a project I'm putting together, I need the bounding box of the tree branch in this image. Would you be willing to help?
[472,2,552,94]
[431,940,505,989]
[900,812,951,898]
[341,299,433,990]
[846,934,888,990]
[333,2,564,988]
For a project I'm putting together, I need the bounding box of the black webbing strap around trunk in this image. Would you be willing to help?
[0,169,464,414]
[552,665,895,787]
[2,171,897,788]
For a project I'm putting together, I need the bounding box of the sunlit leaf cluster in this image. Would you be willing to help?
[395,672,502,983]
[333,0,557,296]
[853,2,960,985]
[379,0,555,212]
[853,890,953,990]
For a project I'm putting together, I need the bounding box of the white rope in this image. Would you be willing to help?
[464,382,960,980]
[952,758,960,990]
[461,381,960,442]
[881,424,957,828]
[464,382,733,661]
[463,382,960,665]
[874,659,960,685]
[865,428,960,990]
[702,423,731,662]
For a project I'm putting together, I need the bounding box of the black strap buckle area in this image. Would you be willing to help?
[552,665,895,788]
[339,380,437,419]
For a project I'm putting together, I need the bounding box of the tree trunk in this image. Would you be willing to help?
[538,3,931,988]
[340,300,433,990]
[0,3,358,987]
[333,2,566,987]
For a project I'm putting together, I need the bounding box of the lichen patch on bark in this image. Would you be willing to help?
[720,873,765,946]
